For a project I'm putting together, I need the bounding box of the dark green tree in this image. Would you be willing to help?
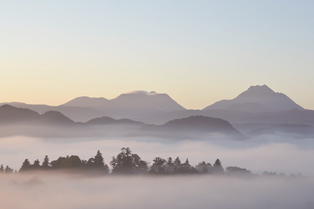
[94,150,104,167]
[213,159,224,174]
[152,157,166,167]
[89,150,109,174]
[32,159,41,170]
[5,166,13,174]
[110,147,148,174]
[20,159,31,172]
[42,155,50,169]
[166,157,173,166]
[50,155,83,169]
[185,158,189,165]
[174,157,181,166]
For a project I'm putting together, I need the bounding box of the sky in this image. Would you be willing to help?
[1,0,314,109]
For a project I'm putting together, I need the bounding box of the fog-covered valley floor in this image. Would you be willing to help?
[1,174,314,209]
[1,135,314,209]
[1,136,314,176]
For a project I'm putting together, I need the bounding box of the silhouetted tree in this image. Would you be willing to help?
[152,157,166,167]
[166,157,173,166]
[0,164,4,173]
[226,166,252,175]
[196,161,212,174]
[20,159,31,172]
[110,147,148,174]
[213,159,224,174]
[42,155,50,169]
[32,159,41,170]
[5,166,13,174]
[50,155,83,170]
[185,158,189,165]
[174,157,181,166]
[88,150,109,174]
[94,150,104,166]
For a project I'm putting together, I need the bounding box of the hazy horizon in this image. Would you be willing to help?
[1,1,314,109]
[0,84,311,111]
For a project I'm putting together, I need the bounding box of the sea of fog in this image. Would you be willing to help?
[1,136,314,209]
[1,174,314,209]
[1,135,314,176]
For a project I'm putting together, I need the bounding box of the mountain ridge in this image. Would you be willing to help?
[204,85,304,111]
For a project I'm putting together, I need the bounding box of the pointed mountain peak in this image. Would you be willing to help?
[204,85,304,111]
[237,85,278,99]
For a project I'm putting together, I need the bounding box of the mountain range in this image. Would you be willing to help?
[0,102,106,122]
[61,90,186,119]
[1,85,314,139]
[129,115,245,139]
[0,105,243,139]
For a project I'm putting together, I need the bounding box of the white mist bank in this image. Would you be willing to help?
[0,175,313,209]
[0,136,314,176]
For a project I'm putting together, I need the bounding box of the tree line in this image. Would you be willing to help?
[1,147,252,176]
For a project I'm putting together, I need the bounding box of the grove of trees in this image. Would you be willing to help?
[0,147,255,176]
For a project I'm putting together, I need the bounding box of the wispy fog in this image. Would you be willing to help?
[0,174,313,209]
[1,136,314,176]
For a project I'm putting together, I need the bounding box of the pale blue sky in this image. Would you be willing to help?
[1,1,314,109]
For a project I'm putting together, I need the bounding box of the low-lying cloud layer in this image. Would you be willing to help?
[0,174,313,209]
[1,136,314,176]
[1,135,314,209]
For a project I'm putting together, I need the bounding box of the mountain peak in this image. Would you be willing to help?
[121,90,158,96]
[247,85,274,93]
[204,85,304,111]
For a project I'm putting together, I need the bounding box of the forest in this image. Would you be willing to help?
[0,147,292,177]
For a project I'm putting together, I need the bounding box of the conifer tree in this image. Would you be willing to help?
[94,150,104,167]
[166,157,173,166]
[33,159,41,169]
[5,166,13,174]
[174,157,181,166]
[20,159,31,172]
[42,155,50,169]
[185,158,189,165]
[213,159,224,174]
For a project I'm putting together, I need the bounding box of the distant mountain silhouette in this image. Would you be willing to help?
[226,103,278,113]
[0,102,106,122]
[0,105,145,127]
[130,115,245,139]
[204,85,304,111]
[0,105,75,126]
[134,108,314,136]
[247,124,314,139]
[0,105,246,139]
[40,111,74,125]
[0,105,145,138]
[61,91,186,119]
[0,105,40,124]
[61,96,111,108]
[86,116,144,125]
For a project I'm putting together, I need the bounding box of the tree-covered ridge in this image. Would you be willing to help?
[0,147,299,177]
